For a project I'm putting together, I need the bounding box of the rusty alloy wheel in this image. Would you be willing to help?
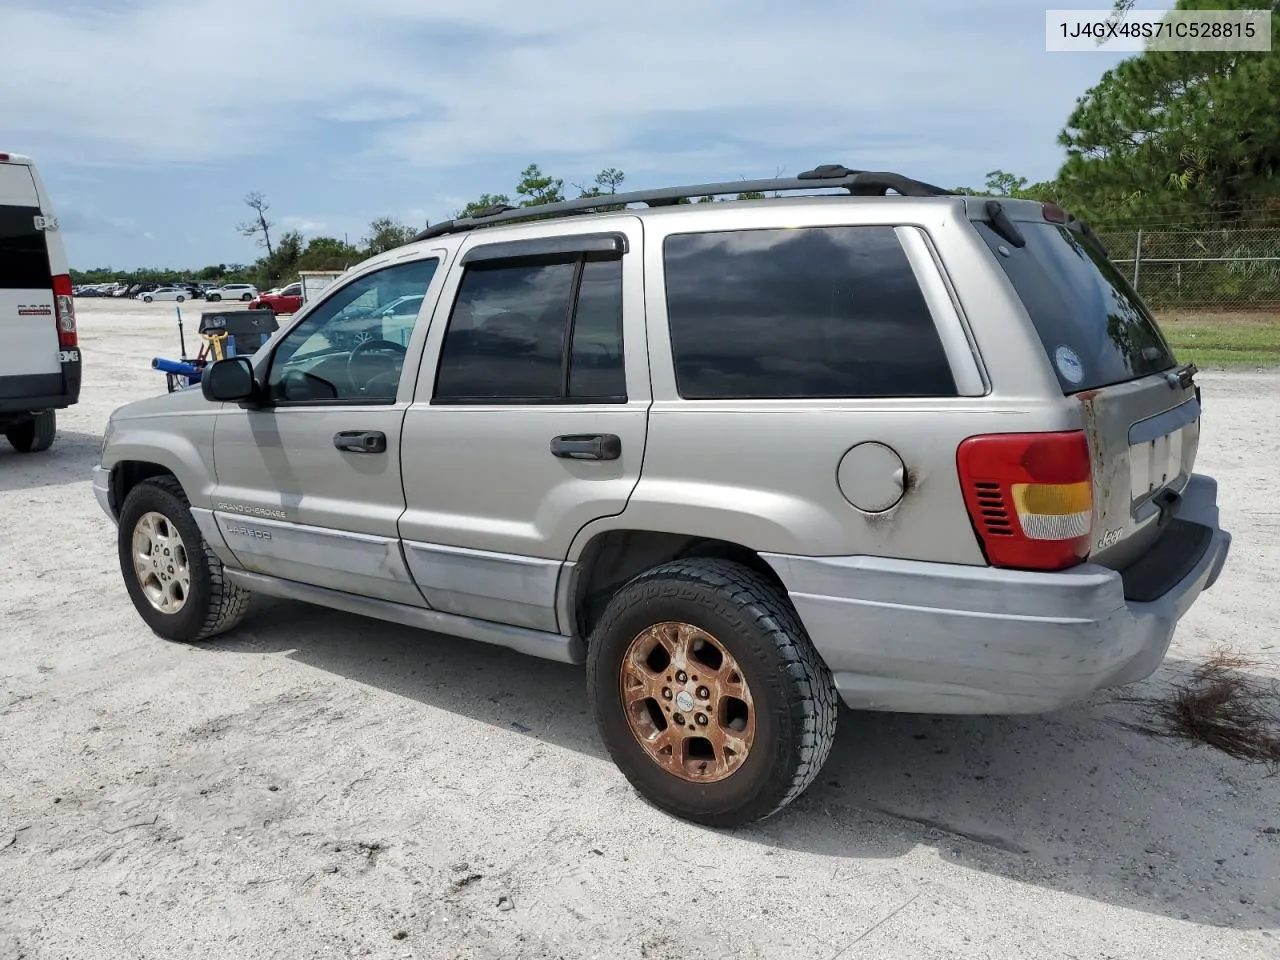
[619,621,756,782]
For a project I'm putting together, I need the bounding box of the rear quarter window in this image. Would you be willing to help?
[0,205,52,290]
[662,225,956,399]
[975,221,1176,393]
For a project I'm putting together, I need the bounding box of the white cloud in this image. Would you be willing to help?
[0,0,1126,185]
[281,216,330,233]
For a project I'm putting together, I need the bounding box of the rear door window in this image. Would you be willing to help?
[0,205,52,290]
[662,226,956,399]
[433,253,627,403]
[975,221,1176,393]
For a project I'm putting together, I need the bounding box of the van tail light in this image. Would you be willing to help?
[956,431,1093,571]
[52,274,77,348]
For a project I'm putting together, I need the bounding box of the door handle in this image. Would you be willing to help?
[550,434,621,461]
[334,430,387,454]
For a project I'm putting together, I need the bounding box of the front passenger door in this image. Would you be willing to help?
[210,253,445,605]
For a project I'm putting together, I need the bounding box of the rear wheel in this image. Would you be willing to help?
[117,476,251,642]
[5,410,56,453]
[587,558,837,827]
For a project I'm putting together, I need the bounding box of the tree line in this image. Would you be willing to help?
[71,199,424,289]
[977,0,1280,228]
[75,0,1279,288]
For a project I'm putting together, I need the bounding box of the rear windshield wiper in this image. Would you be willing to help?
[1071,218,1110,260]
[984,200,1026,248]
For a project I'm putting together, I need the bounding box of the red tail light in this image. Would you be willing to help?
[956,431,1093,571]
[52,274,77,348]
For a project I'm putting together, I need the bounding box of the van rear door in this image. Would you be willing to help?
[973,210,1201,576]
[0,160,61,385]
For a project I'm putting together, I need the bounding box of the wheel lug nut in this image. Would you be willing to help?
[696,686,709,699]
[675,671,687,683]
[695,713,708,726]
[661,688,672,700]
[673,713,685,725]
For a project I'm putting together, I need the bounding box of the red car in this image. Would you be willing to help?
[249,281,303,314]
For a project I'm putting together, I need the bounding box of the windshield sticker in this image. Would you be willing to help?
[1054,345,1084,385]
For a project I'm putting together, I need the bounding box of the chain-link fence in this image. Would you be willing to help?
[1095,224,1280,313]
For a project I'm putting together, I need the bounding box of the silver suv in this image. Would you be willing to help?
[93,166,1231,826]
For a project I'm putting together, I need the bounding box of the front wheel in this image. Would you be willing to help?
[208,294,221,302]
[5,410,56,453]
[241,293,253,301]
[586,558,837,827]
[177,295,185,302]
[143,295,153,302]
[117,476,251,642]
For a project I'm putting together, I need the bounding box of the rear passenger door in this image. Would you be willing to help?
[398,221,649,633]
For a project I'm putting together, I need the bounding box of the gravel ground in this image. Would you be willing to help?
[2,299,1278,960]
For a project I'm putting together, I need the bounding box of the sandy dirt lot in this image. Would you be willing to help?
[2,298,1278,960]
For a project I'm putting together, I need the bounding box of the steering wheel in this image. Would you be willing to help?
[346,338,407,388]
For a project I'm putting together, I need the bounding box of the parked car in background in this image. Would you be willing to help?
[249,281,303,314]
[370,293,426,345]
[140,287,191,302]
[206,283,258,302]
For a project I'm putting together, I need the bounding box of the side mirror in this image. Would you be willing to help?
[201,356,259,404]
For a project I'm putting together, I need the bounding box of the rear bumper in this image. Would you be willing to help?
[0,360,82,415]
[762,473,1231,715]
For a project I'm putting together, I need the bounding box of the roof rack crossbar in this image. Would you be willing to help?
[412,165,951,242]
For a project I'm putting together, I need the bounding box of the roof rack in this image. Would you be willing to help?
[412,164,951,242]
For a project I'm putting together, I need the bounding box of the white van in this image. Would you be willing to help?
[0,152,79,452]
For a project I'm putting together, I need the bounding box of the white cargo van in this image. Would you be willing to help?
[0,152,80,452]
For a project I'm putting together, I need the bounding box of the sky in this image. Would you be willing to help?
[0,0,1172,271]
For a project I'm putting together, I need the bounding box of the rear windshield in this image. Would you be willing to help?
[0,204,52,290]
[976,220,1176,393]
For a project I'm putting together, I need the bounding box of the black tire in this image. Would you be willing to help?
[143,295,153,303]
[117,476,250,642]
[177,295,185,302]
[208,294,221,302]
[586,558,838,827]
[240,293,252,301]
[5,410,56,453]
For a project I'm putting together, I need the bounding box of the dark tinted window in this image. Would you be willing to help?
[663,226,955,399]
[434,254,626,402]
[976,221,1175,393]
[0,205,52,290]
[569,258,625,399]
[435,260,574,400]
